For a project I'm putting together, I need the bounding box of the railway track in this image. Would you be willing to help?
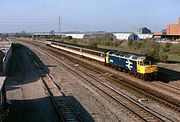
[32,46,171,122]
[152,82,180,96]
[18,40,180,121]
[159,83,180,91]
[27,47,82,122]
[41,44,180,111]
[70,56,180,112]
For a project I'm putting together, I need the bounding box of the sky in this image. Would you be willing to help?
[0,0,180,33]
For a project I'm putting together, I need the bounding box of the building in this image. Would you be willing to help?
[113,33,140,41]
[32,32,153,41]
[64,34,85,39]
[153,17,180,40]
[153,29,167,39]
[137,34,153,40]
[153,32,163,39]
[33,32,85,39]
[136,27,151,34]
[167,17,180,35]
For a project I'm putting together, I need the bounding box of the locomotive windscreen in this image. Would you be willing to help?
[143,57,157,65]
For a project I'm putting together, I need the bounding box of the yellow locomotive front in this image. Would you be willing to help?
[137,57,158,78]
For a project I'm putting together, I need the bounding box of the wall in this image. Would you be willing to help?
[167,24,180,35]
[3,46,12,75]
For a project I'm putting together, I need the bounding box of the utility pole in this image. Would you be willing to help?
[58,16,61,35]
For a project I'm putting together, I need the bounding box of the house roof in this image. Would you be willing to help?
[113,33,139,40]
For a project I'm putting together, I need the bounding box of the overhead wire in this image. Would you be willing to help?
[0,18,59,32]
[0,20,57,26]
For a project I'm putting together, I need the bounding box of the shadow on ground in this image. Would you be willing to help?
[6,43,49,86]
[157,67,180,83]
[5,96,94,122]
[167,61,180,64]
[5,43,94,122]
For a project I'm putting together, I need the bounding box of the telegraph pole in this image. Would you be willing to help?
[58,16,61,35]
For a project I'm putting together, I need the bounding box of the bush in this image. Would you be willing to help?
[87,39,98,47]
[141,40,160,60]
[98,33,115,46]
[133,42,142,50]
[158,53,168,62]
[139,40,169,62]
[101,33,114,42]
[112,40,123,47]
[169,44,180,55]
[100,39,111,46]
[163,43,172,52]
[70,39,78,44]
[127,40,133,48]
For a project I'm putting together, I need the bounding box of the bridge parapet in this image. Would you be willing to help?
[0,40,12,75]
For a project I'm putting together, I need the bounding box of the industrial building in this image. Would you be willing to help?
[113,33,140,41]
[64,34,85,39]
[33,32,153,41]
[167,17,180,35]
[136,27,151,34]
[154,17,180,40]
[33,33,85,39]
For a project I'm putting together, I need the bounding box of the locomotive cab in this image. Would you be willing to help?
[137,57,157,74]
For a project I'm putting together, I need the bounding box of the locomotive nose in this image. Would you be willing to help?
[145,65,158,73]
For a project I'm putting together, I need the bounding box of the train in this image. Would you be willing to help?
[45,40,158,79]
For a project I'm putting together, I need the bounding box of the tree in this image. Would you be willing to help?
[158,53,168,62]
[163,43,172,52]
[99,33,114,46]
[141,40,160,59]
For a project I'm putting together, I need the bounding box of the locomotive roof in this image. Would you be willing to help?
[108,50,146,61]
